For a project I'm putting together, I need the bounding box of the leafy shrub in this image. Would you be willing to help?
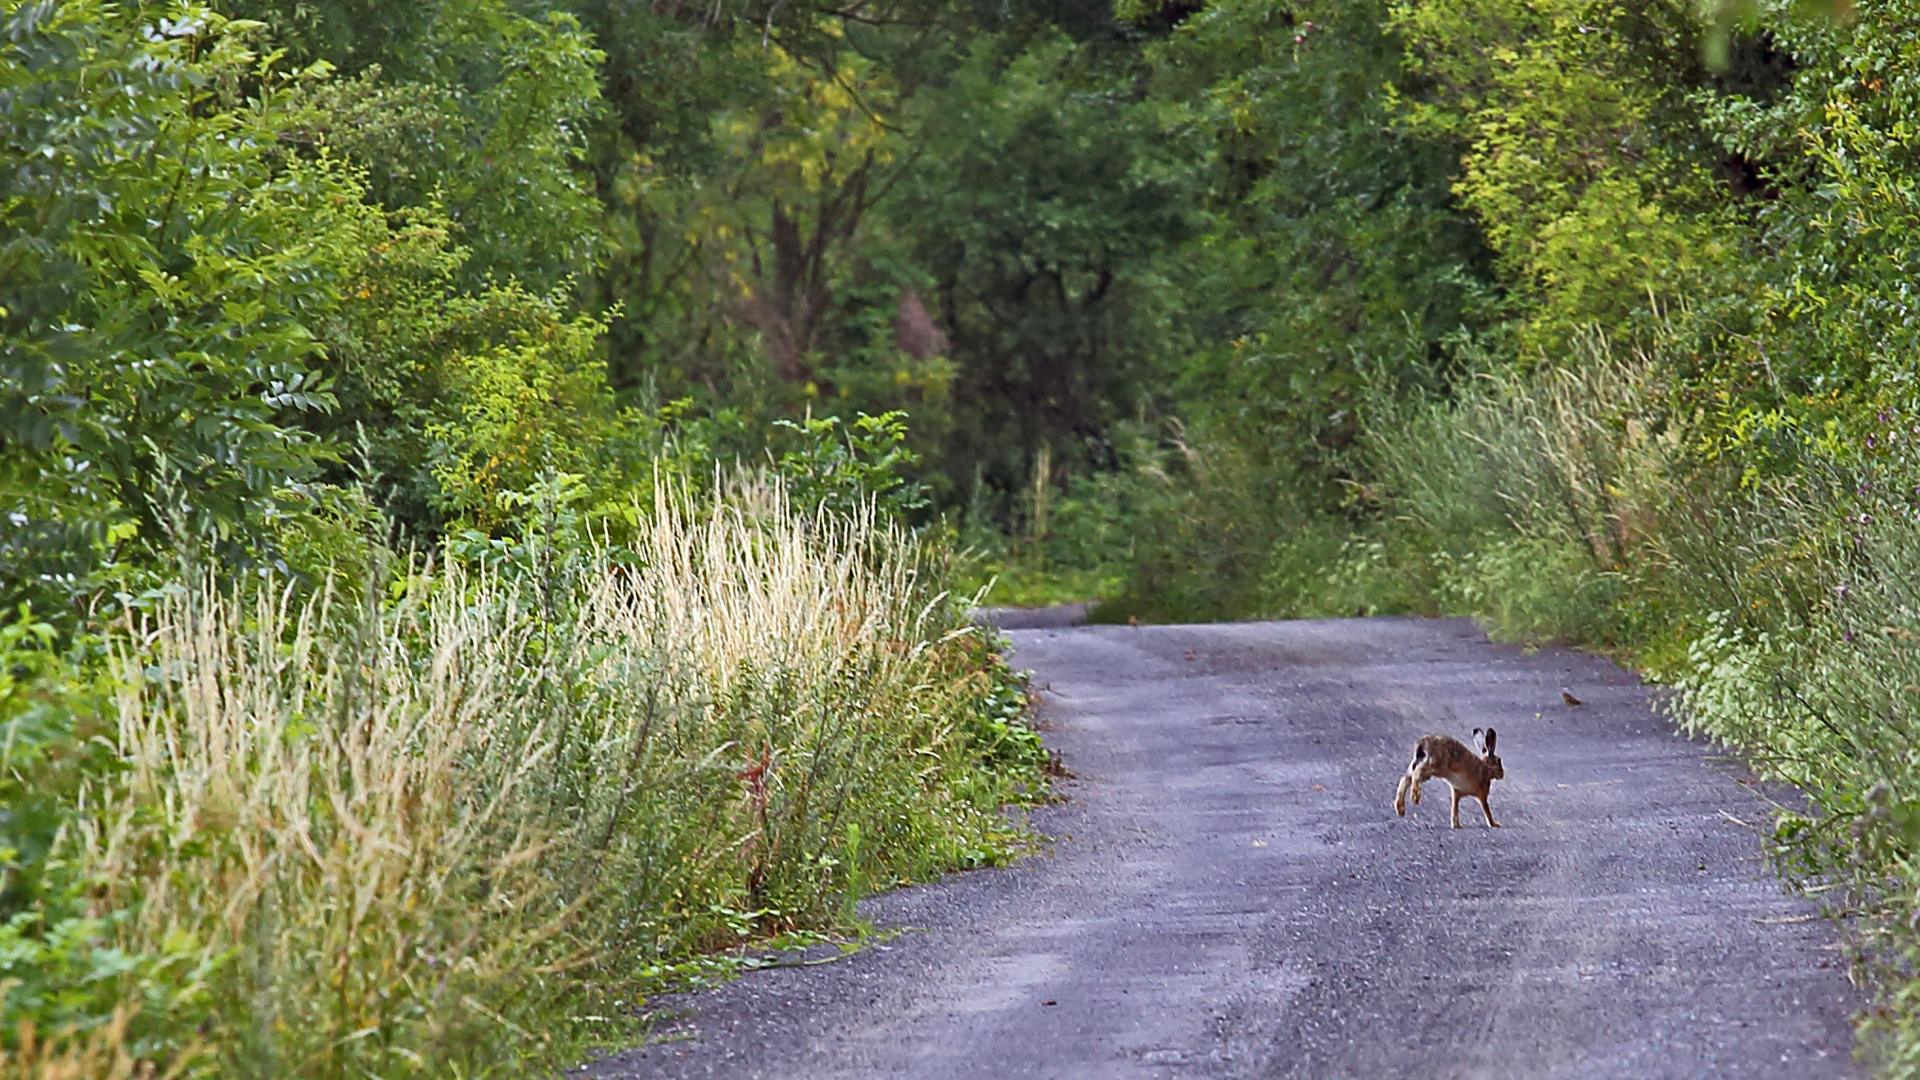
[767,411,930,522]
[0,611,93,917]
[0,609,224,1070]
[0,1,374,618]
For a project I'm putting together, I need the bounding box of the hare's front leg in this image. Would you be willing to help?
[1448,788,1463,829]
[1478,794,1500,828]
[1393,774,1412,816]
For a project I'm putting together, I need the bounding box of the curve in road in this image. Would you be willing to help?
[595,617,1864,1079]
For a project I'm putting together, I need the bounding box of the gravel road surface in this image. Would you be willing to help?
[593,616,1865,1079]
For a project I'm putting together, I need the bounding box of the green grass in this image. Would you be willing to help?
[962,557,1124,610]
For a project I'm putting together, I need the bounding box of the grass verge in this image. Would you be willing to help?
[0,476,1049,1078]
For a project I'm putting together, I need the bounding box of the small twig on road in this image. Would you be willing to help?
[1751,907,1871,924]
[741,952,856,971]
[1718,809,1760,831]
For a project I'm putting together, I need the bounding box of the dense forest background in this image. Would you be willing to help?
[3,0,1503,615]
[3,0,1885,613]
[18,0,1920,1073]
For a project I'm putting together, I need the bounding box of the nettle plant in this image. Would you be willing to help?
[769,411,930,523]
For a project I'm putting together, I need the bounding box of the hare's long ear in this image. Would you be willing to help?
[1472,727,1484,753]
[1482,727,1498,755]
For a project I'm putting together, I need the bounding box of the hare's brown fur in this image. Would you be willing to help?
[1392,728,1504,828]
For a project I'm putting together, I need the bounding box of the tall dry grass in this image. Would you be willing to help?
[0,1007,199,1080]
[1359,334,1688,642]
[27,478,1032,1079]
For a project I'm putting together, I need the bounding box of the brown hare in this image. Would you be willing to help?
[1393,727,1504,828]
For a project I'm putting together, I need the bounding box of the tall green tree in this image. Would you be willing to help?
[1142,0,1491,493]
[1,1,370,613]
[231,0,605,289]
[895,34,1205,501]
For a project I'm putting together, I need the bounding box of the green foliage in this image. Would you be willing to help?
[1151,0,1490,480]
[0,610,97,917]
[0,908,223,1064]
[896,34,1205,494]
[237,0,605,288]
[424,305,612,531]
[1,0,363,614]
[583,24,952,439]
[1708,71,1920,414]
[980,0,1501,620]
[1388,0,1746,353]
[0,607,226,1064]
[964,647,1050,774]
[1085,419,1299,623]
[956,450,1136,609]
[769,411,930,521]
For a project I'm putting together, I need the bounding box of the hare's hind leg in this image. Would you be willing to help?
[1394,753,1427,816]
[1448,787,1464,829]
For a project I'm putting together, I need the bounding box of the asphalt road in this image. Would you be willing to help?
[594,616,1865,1079]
